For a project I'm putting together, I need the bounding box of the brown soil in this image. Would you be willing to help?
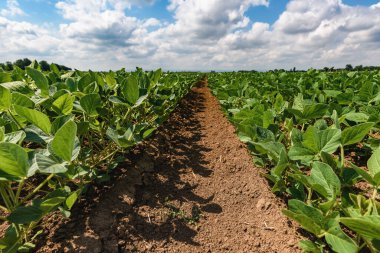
[35,82,302,253]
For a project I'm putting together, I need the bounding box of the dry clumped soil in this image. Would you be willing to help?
[35,82,303,253]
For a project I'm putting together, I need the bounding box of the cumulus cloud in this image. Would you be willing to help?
[1,0,380,70]
[0,17,60,59]
[1,0,24,17]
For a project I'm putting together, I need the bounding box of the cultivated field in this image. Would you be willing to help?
[0,64,379,252]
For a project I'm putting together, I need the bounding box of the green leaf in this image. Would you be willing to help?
[0,85,11,111]
[302,104,329,120]
[340,216,380,240]
[11,92,34,108]
[350,162,376,185]
[0,72,12,83]
[80,93,101,116]
[262,111,274,128]
[36,154,67,174]
[299,240,323,253]
[0,127,4,142]
[0,226,20,252]
[51,121,77,162]
[4,131,26,144]
[341,122,374,146]
[343,112,369,123]
[309,162,341,199]
[271,149,288,178]
[0,143,29,178]
[52,93,75,115]
[40,197,66,214]
[121,75,139,104]
[282,199,324,236]
[14,105,52,134]
[368,148,380,178]
[302,126,341,154]
[50,63,60,75]
[325,227,358,253]
[77,74,93,92]
[26,67,49,96]
[8,206,43,224]
[288,146,315,163]
[66,190,81,209]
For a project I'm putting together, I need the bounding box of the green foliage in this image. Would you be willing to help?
[0,66,199,251]
[209,70,380,253]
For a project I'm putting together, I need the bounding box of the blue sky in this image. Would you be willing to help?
[4,0,379,26]
[0,0,380,70]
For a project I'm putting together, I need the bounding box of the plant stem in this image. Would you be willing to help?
[0,184,13,211]
[307,187,312,205]
[90,148,120,169]
[21,174,54,204]
[6,182,16,205]
[340,145,345,173]
[15,179,25,204]
[7,109,23,129]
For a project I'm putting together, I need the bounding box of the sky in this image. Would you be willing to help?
[0,0,380,71]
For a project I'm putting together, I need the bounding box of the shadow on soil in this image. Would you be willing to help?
[35,83,222,252]
[123,84,221,246]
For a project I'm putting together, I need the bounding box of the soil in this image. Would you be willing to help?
[35,81,303,253]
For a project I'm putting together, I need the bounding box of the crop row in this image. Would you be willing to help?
[209,70,380,253]
[0,62,200,252]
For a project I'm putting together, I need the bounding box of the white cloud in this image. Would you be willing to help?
[1,0,380,70]
[1,0,24,17]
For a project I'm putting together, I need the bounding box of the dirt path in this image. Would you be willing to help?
[36,82,302,253]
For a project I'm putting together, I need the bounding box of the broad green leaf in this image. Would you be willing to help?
[51,121,77,162]
[0,143,29,178]
[40,197,66,214]
[11,92,34,108]
[309,162,341,199]
[0,127,4,142]
[368,148,380,178]
[8,206,43,224]
[0,85,11,111]
[121,75,139,104]
[36,154,67,174]
[26,67,49,96]
[343,112,369,123]
[341,122,374,146]
[302,127,341,154]
[299,240,323,253]
[350,162,376,185]
[4,131,26,144]
[52,93,75,115]
[282,199,324,236]
[0,72,12,83]
[65,78,77,92]
[325,227,358,253]
[80,93,101,116]
[262,111,274,128]
[340,216,380,240]
[66,190,81,209]
[0,81,33,94]
[77,74,93,92]
[288,146,315,163]
[50,63,60,75]
[302,104,329,120]
[0,225,20,252]
[271,149,288,178]
[51,115,74,135]
[14,105,51,134]
[253,141,284,162]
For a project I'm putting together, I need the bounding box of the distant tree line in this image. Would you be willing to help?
[0,58,71,71]
[236,64,380,73]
